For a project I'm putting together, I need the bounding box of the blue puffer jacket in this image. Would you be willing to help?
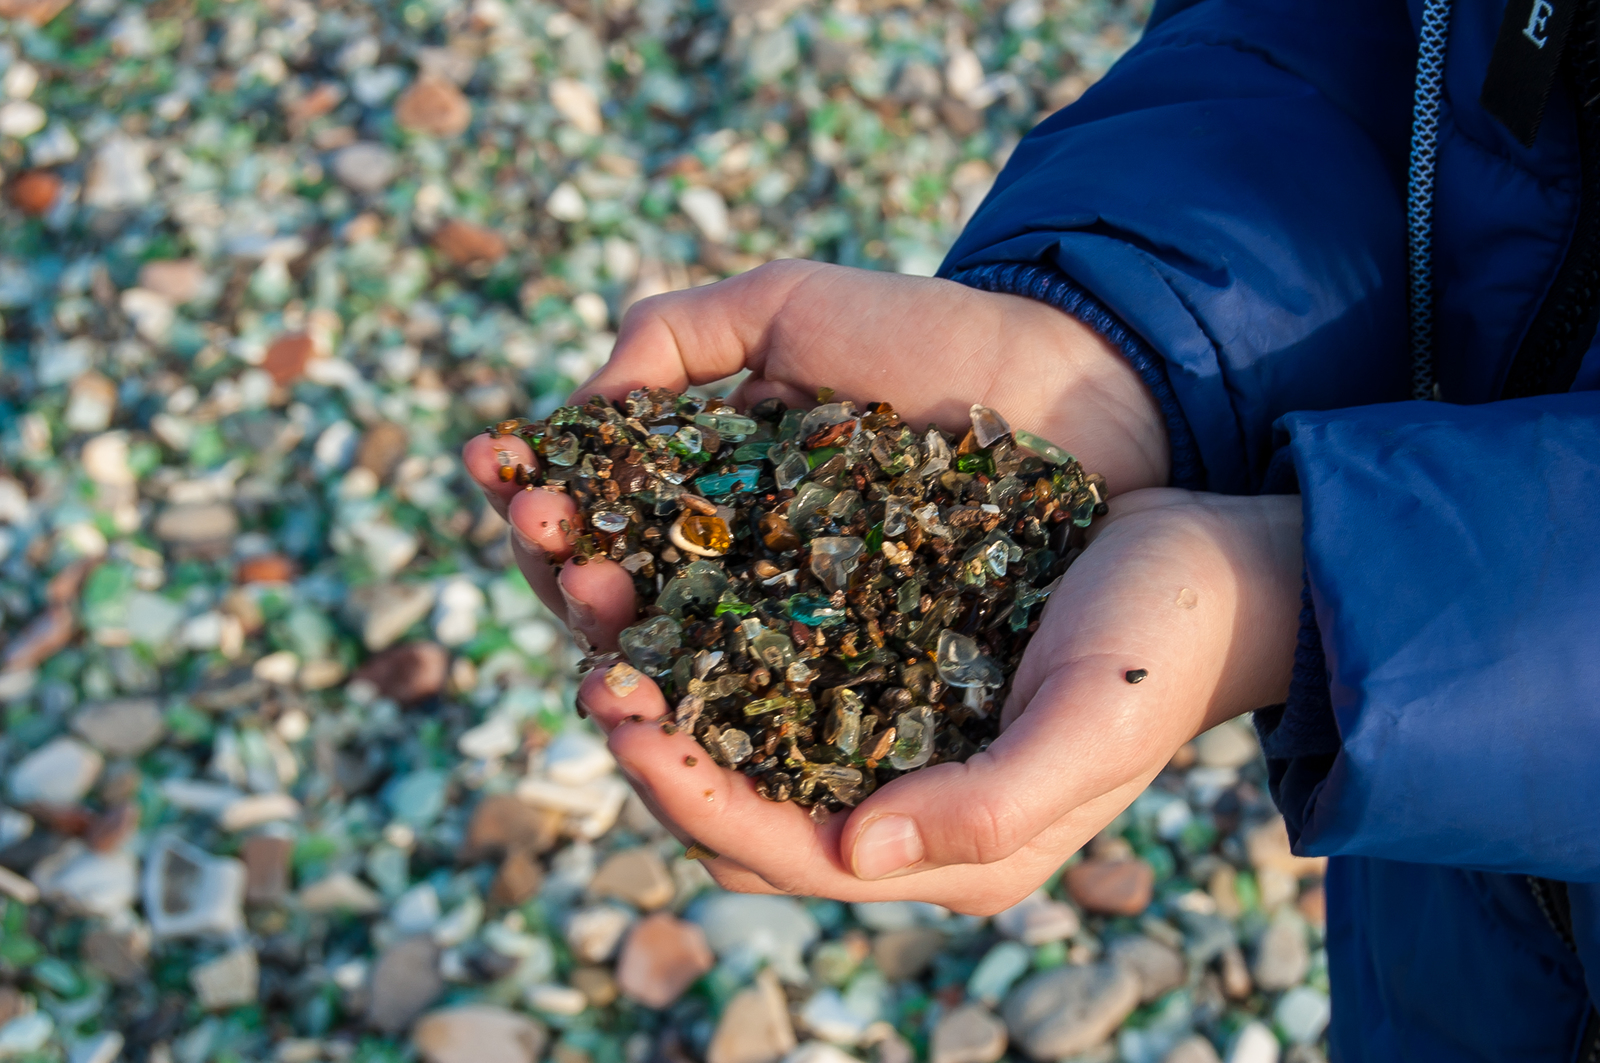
[940,0,1600,1059]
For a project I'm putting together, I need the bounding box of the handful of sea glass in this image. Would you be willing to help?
[483,389,1105,812]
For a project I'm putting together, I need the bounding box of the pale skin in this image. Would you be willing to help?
[462,260,1305,916]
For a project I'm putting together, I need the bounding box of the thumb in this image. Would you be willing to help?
[840,654,1173,879]
[573,259,819,401]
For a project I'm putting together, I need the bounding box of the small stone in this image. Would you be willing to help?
[679,186,731,243]
[549,78,603,135]
[1226,1022,1280,1063]
[68,1030,124,1063]
[1298,884,1326,928]
[546,182,586,222]
[541,729,617,786]
[144,835,246,937]
[413,1005,547,1063]
[571,965,619,1007]
[566,904,634,963]
[358,582,438,651]
[138,259,207,303]
[33,844,136,917]
[0,1013,53,1056]
[333,142,399,192]
[219,793,300,831]
[1164,1036,1223,1063]
[615,912,714,1008]
[1106,936,1185,1003]
[355,641,449,703]
[465,794,562,860]
[81,927,150,983]
[395,77,472,136]
[84,134,154,209]
[1251,910,1310,992]
[1246,817,1327,879]
[2,606,73,672]
[7,737,103,805]
[0,989,21,1029]
[1002,963,1140,1060]
[0,0,69,25]
[458,713,520,760]
[262,333,314,386]
[154,502,239,545]
[1064,857,1155,916]
[0,99,44,136]
[299,871,384,914]
[707,970,796,1063]
[526,983,587,1015]
[692,893,820,984]
[871,927,945,981]
[192,944,260,1009]
[368,935,444,1033]
[433,220,508,266]
[992,889,1080,945]
[8,170,58,214]
[967,941,1031,1006]
[798,989,872,1045]
[72,698,165,757]
[490,848,544,906]
[242,835,291,905]
[1274,986,1331,1045]
[931,1003,1007,1063]
[0,865,39,904]
[590,847,675,910]
[357,420,411,480]
[604,663,642,697]
[1194,720,1260,769]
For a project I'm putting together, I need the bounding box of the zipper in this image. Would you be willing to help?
[1502,0,1600,398]
[1527,876,1600,1062]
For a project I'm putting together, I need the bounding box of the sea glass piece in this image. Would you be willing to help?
[657,560,730,615]
[812,764,865,805]
[789,482,837,533]
[1013,428,1073,465]
[810,536,865,594]
[798,402,856,439]
[934,629,1004,689]
[896,579,922,616]
[717,728,754,765]
[694,411,759,439]
[824,690,863,755]
[919,428,951,478]
[969,404,1012,448]
[889,705,935,770]
[694,466,762,497]
[760,512,801,552]
[544,432,580,466]
[679,515,732,552]
[619,615,683,675]
[750,629,797,670]
[787,594,846,627]
[774,449,810,490]
[591,509,630,533]
[882,497,911,537]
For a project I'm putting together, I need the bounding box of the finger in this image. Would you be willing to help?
[510,535,564,620]
[576,260,821,401]
[462,433,536,519]
[558,558,638,653]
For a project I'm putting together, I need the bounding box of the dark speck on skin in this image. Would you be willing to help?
[1125,668,1148,684]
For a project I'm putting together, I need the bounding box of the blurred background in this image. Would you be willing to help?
[0,1,1330,1062]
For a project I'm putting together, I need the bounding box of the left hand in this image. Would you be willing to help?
[566,488,1306,914]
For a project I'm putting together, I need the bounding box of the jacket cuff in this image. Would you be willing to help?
[947,262,1204,490]
[1254,571,1341,846]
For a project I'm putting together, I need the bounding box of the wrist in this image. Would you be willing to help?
[998,291,1171,493]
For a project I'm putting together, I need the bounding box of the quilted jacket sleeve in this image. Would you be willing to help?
[941,0,1419,492]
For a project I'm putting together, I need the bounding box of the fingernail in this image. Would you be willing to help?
[560,582,596,630]
[851,814,924,881]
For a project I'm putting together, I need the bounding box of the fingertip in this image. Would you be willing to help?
[578,664,667,733]
[507,487,579,560]
[462,433,537,515]
[559,558,639,652]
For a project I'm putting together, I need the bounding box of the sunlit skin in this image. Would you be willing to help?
[463,260,1304,915]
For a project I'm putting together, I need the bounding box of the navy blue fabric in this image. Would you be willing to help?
[940,1,1600,1059]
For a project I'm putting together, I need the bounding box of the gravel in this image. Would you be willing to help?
[0,0,1328,1058]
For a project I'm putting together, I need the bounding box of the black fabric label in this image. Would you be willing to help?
[1482,0,1576,145]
